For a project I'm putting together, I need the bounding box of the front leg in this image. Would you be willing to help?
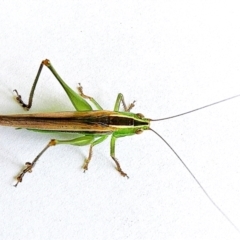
[110,134,129,178]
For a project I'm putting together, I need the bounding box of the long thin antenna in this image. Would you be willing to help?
[150,128,240,233]
[151,94,240,121]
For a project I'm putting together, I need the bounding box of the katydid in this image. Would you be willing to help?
[0,59,239,233]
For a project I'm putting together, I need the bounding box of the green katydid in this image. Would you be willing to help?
[1,59,240,233]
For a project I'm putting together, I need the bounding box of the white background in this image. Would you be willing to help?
[0,1,240,240]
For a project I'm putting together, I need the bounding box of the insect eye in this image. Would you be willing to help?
[136,113,144,118]
[136,129,143,134]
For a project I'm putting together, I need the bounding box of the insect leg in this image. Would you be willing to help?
[110,134,129,178]
[77,83,103,110]
[82,135,108,172]
[14,135,97,186]
[114,93,135,112]
[14,139,57,187]
[14,59,92,111]
[14,61,45,110]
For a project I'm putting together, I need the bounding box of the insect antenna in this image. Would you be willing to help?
[149,93,240,233]
[150,128,239,233]
[151,94,240,121]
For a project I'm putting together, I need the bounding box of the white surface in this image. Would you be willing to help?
[0,1,240,240]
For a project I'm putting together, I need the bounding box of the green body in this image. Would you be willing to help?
[4,59,151,185]
[15,60,150,149]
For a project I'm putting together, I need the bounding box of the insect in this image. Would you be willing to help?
[0,59,239,233]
